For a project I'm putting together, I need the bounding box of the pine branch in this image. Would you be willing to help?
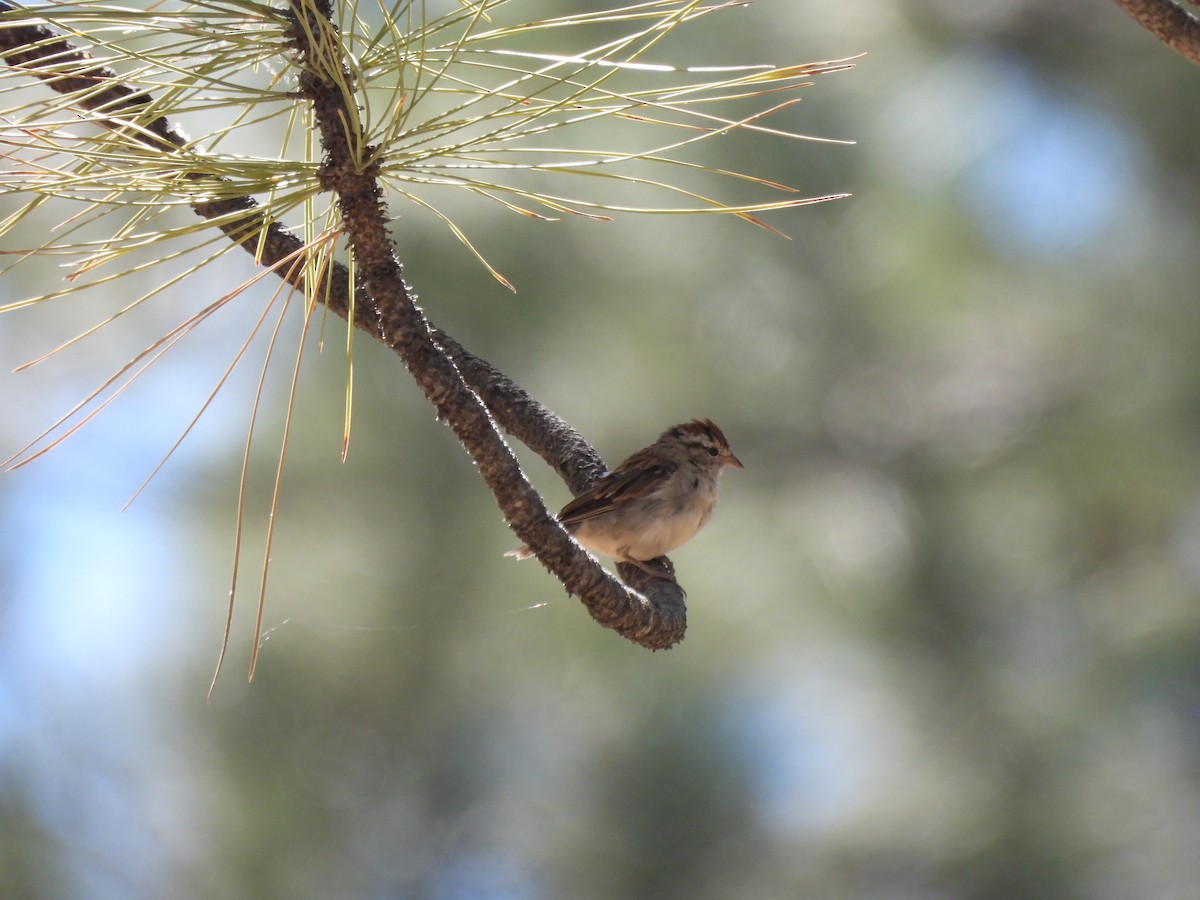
[0,0,687,651]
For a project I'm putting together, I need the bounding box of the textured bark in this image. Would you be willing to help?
[0,1,687,649]
[1113,0,1200,65]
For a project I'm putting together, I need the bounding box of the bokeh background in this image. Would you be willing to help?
[6,1,1200,897]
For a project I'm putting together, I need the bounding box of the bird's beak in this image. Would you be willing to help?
[727,453,744,469]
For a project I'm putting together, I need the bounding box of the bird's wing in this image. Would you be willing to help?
[557,450,676,526]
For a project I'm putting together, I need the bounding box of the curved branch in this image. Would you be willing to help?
[0,2,687,649]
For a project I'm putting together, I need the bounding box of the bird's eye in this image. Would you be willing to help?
[707,446,719,457]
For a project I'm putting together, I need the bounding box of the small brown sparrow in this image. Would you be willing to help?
[507,419,743,575]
